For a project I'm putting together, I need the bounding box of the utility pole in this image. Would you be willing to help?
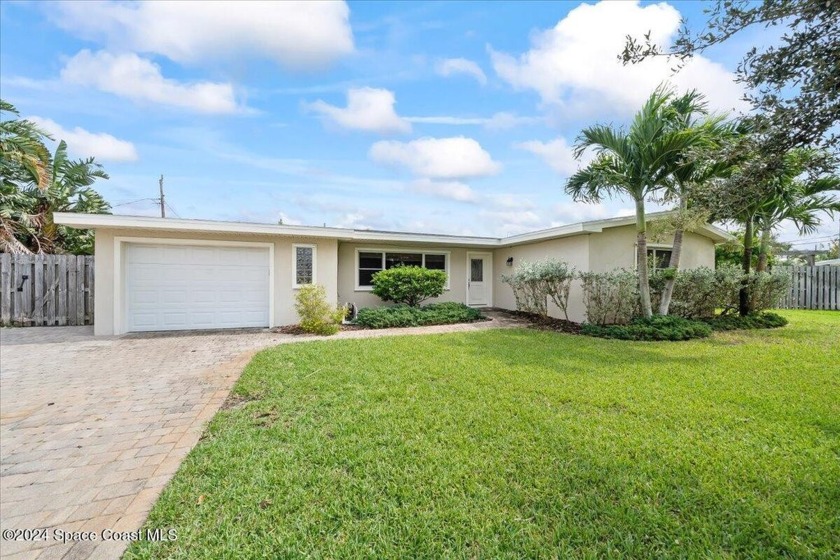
[158,174,166,218]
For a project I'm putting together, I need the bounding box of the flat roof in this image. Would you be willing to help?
[54,211,734,246]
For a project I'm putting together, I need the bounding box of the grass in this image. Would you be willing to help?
[126,310,839,559]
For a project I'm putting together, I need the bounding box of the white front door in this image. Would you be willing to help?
[125,243,270,332]
[467,253,491,306]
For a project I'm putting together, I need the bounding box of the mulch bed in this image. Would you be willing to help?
[504,310,583,334]
[272,323,368,336]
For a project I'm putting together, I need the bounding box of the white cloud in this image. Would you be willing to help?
[478,209,542,236]
[60,50,241,114]
[436,58,488,85]
[405,112,541,130]
[408,178,477,202]
[277,213,303,226]
[306,88,411,134]
[485,194,536,211]
[29,116,138,162]
[490,0,748,117]
[552,201,625,224]
[516,137,592,175]
[334,209,385,230]
[51,1,353,69]
[369,136,501,179]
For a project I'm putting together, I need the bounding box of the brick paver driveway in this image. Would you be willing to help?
[0,314,523,559]
[0,327,286,560]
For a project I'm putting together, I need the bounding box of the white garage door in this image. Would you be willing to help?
[126,243,270,332]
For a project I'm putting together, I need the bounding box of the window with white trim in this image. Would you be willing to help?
[646,247,673,271]
[293,245,315,287]
[357,250,448,288]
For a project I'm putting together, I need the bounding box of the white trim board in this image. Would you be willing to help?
[55,211,734,247]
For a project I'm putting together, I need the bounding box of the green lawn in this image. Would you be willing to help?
[127,310,839,559]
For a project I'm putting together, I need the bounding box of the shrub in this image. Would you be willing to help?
[702,312,789,331]
[649,266,742,319]
[294,284,346,335]
[372,266,447,307]
[581,315,712,341]
[749,269,791,312]
[579,270,639,325]
[501,259,575,319]
[355,302,482,329]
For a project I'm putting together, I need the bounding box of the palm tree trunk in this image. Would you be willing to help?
[658,198,686,315]
[756,227,771,272]
[739,218,754,316]
[635,198,653,318]
[658,228,683,315]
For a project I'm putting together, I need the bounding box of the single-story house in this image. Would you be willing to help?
[54,212,732,335]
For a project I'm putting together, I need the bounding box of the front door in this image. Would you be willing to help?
[467,253,490,306]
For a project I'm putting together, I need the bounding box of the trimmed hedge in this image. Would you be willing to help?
[355,302,483,329]
[372,266,447,307]
[581,315,712,341]
[702,312,789,331]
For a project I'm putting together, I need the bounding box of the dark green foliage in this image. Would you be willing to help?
[622,0,840,157]
[371,266,447,307]
[702,312,789,331]
[355,302,482,329]
[1,100,110,255]
[581,315,712,341]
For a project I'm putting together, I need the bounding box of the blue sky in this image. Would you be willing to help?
[2,0,836,246]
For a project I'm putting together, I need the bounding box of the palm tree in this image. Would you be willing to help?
[1,100,54,253]
[1,140,110,254]
[0,100,52,190]
[656,91,735,315]
[32,141,110,253]
[566,86,701,317]
[753,151,840,272]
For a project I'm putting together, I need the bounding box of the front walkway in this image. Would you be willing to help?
[0,313,526,559]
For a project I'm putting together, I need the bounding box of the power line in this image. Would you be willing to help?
[785,235,836,245]
[111,197,157,208]
[164,201,180,218]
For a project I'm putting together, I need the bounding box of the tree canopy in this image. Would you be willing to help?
[1,99,110,254]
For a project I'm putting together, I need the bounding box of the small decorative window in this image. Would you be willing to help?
[293,245,315,287]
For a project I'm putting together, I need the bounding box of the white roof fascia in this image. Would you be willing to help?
[54,211,734,246]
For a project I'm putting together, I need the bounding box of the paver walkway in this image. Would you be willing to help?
[0,313,525,559]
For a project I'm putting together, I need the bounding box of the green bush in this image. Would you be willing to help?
[501,259,575,319]
[749,269,791,312]
[294,284,346,335]
[355,302,482,329]
[372,266,448,307]
[702,312,789,331]
[579,270,640,326]
[649,266,743,319]
[581,315,712,341]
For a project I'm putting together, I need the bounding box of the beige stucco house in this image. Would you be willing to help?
[54,212,731,335]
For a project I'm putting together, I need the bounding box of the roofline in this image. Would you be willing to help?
[53,211,734,246]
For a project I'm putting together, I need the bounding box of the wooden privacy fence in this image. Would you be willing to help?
[777,265,839,310]
[0,253,94,326]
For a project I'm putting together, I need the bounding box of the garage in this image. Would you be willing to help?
[125,242,271,332]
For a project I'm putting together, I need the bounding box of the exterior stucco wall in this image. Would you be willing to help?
[587,224,716,272]
[492,235,591,323]
[92,228,338,335]
[336,242,470,308]
[89,222,720,335]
